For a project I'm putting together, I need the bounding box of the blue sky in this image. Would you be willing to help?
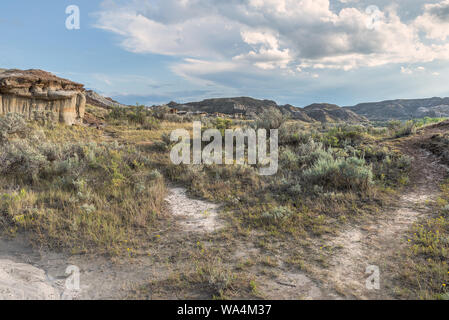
[1,0,449,107]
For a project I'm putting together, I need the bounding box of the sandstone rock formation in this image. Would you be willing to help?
[0,69,85,125]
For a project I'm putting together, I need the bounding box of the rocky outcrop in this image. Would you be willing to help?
[85,90,127,109]
[0,69,85,125]
[0,259,59,300]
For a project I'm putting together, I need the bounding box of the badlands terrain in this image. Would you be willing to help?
[0,69,448,300]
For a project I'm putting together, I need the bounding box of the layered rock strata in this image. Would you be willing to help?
[0,69,85,125]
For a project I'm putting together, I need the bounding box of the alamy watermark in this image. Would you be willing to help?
[66,5,80,30]
[65,265,80,291]
[170,121,278,176]
[59,265,81,300]
[365,265,380,290]
[365,5,382,30]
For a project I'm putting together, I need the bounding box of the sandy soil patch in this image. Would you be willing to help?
[165,187,224,233]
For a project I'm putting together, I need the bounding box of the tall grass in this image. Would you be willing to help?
[0,114,166,254]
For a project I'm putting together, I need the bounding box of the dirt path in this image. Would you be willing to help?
[165,187,224,233]
[0,187,248,300]
[0,234,172,300]
[0,186,337,300]
[3,122,447,300]
[320,125,449,299]
[0,187,225,300]
[0,259,60,300]
[164,187,338,299]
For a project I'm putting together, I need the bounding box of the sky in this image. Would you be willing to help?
[1,0,449,107]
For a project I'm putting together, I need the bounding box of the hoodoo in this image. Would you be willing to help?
[0,68,85,125]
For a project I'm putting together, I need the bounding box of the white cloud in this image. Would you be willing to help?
[95,10,243,58]
[233,29,292,69]
[400,65,440,76]
[95,0,449,81]
[401,66,413,74]
[172,58,239,84]
[415,0,449,40]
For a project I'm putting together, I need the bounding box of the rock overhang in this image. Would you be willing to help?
[0,69,86,125]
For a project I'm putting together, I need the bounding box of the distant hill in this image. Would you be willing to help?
[277,104,315,122]
[346,97,449,121]
[303,103,367,123]
[168,97,277,117]
[168,97,367,123]
[89,92,449,123]
[86,90,128,109]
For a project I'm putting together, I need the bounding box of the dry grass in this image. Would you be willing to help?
[0,106,425,299]
[0,111,167,254]
[395,180,449,300]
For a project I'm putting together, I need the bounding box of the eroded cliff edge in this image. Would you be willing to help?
[0,69,85,125]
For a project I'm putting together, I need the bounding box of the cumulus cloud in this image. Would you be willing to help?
[94,0,449,81]
[415,0,449,40]
[233,29,292,69]
[95,10,244,58]
[400,65,440,76]
[401,66,413,74]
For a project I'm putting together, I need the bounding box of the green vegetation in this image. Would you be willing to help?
[254,107,288,130]
[0,112,165,254]
[397,180,449,300]
[0,106,428,299]
[303,155,373,192]
[377,117,447,138]
[108,104,160,130]
[413,117,447,128]
[165,121,410,242]
[388,120,417,138]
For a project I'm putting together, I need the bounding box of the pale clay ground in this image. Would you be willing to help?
[319,144,448,299]
[0,187,227,300]
[0,259,59,300]
[164,187,224,233]
[0,187,328,300]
